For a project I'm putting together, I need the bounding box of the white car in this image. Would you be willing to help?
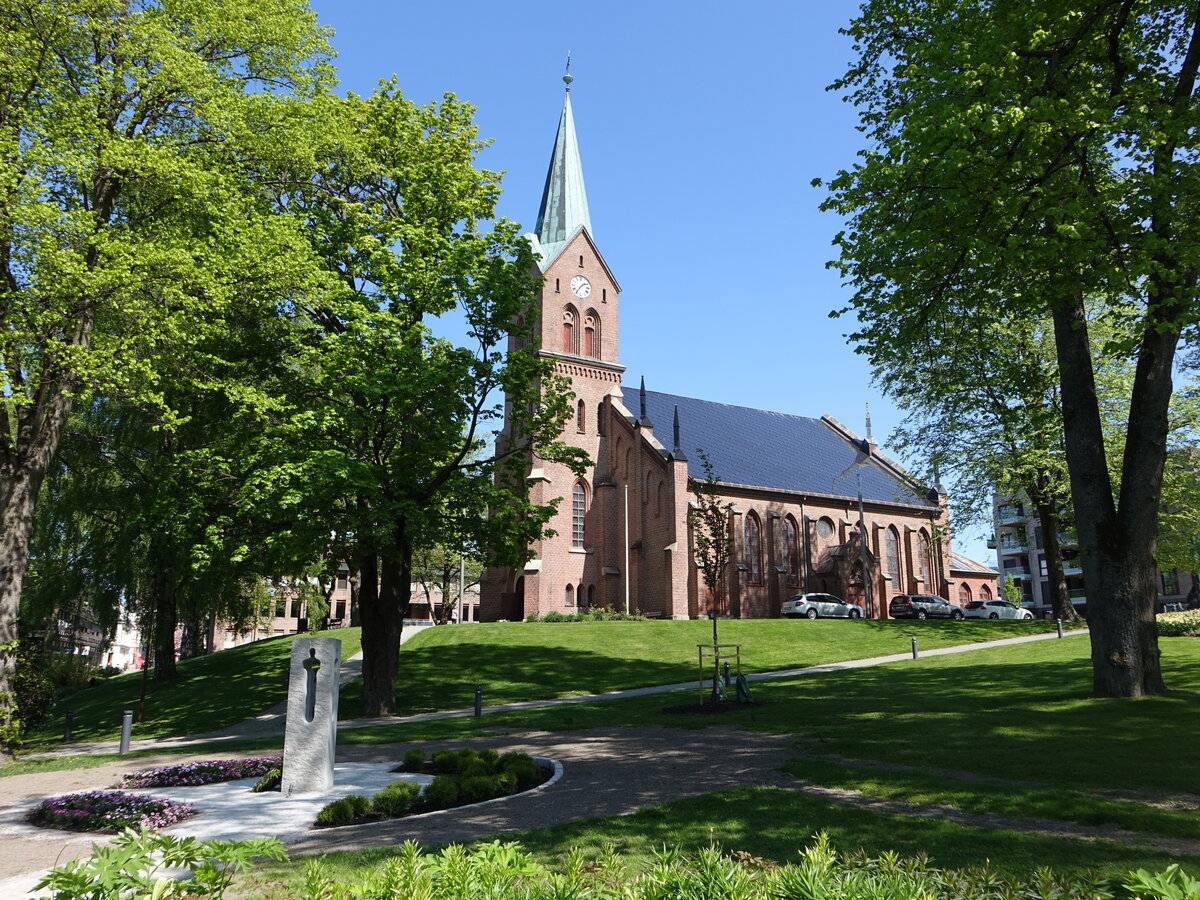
[781,593,864,619]
[964,600,1033,620]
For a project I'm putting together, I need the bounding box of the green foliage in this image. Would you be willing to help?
[1126,865,1200,900]
[371,781,420,818]
[315,794,370,828]
[457,774,501,804]
[253,768,282,793]
[432,750,459,775]
[500,753,542,790]
[35,826,285,900]
[12,641,56,734]
[288,834,1176,900]
[403,749,427,771]
[527,605,645,623]
[423,775,460,810]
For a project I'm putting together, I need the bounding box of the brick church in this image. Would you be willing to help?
[480,77,976,621]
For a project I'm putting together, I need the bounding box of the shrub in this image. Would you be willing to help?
[252,768,281,793]
[431,750,459,774]
[1158,609,1200,636]
[479,747,500,766]
[120,756,282,788]
[314,794,370,828]
[372,781,420,817]
[461,758,492,777]
[500,752,542,789]
[423,775,459,809]
[458,774,502,804]
[29,791,194,833]
[402,749,426,771]
[495,772,517,796]
[13,641,56,735]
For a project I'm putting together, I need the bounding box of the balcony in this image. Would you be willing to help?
[1057,531,1079,547]
[1062,561,1083,576]
[997,506,1026,526]
[998,535,1029,554]
[1003,565,1031,579]
[986,535,996,549]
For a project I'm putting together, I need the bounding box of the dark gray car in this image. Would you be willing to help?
[889,594,964,620]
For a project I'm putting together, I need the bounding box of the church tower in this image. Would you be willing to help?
[480,70,626,620]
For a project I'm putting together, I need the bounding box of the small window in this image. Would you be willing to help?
[602,288,607,302]
[576,400,586,432]
[555,278,560,292]
[579,254,584,266]
[565,584,575,606]
[597,404,605,435]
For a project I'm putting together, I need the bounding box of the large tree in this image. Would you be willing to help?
[0,0,333,746]
[261,87,586,716]
[821,0,1200,696]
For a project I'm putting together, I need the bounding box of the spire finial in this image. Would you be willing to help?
[865,403,875,445]
[563,52,573,89]
[671,405,688,461]
[638,376,653,428]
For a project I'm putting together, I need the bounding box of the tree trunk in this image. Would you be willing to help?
[1029,495,1080,622]
[1052,290,1166,696]
[360,531,414,717]
[152,569,178,683]
[0,387,77,753]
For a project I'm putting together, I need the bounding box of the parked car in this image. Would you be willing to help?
[781,593,864,619]
[964,599,1034,620]
[889,594,964,620]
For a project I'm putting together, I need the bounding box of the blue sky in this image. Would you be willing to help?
[305,1,994,564]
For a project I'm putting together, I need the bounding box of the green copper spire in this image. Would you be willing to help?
[534,59,592,267]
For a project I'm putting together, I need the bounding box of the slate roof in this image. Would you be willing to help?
[641,390,935,509]
[949,552,999,576]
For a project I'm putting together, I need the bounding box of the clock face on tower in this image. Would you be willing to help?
[569,275,592,298]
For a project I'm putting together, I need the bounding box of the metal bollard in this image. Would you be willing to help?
[723,661,732,686]
[474,685,482,718]
[119,709,133,754]
[911,638,919,659]
[63,709,74,743]
[1056,618,1064,639]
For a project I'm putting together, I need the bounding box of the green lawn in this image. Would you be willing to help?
[23,627,362,748]
[338,617,1065,717]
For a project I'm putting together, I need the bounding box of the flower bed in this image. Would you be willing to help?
[1157,609,1200,637]
[118,756,282,788]
[29,791,195,833]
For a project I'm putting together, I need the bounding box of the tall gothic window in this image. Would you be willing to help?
[562,306,578,354]
[576,400,586,432]
[959,583,972,605]
[783,515,800,586]
[886,527,901,582]
[597,403,605,435]
[980,584,993,601]
[572,481,588,547]
[584,310,600,358]
[918,531,932,586]
[745,512,763,585]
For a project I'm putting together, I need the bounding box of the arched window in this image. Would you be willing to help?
[886,527,901,581]
[959,583,972,605]
[584,310,601,358]
[745,512,763,584]
[576,399,586,432]
[656,481,663,517]
[597,403,605,435]
[587,585,595,608]
[572,481,588,547]
[980,584,993,601]
[562,306,578,354]
[918,530,932,586]
[564,584,574,606]
[783,516,800,586]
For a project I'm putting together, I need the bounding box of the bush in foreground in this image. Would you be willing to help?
[36,827,285,900]
[294,834,1194,900]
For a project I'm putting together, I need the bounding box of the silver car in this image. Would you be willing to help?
[781,593,864,619]
[964,599,1034,620]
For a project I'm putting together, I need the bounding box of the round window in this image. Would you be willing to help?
[816,519,833,539]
